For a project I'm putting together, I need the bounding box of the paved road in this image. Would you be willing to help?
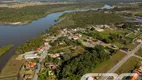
[0,75,17,80]
[33,45,50,80]
[33,35,61,80]
[101,43,142,80]
[134,54,142,60]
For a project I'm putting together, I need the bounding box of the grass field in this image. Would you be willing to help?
[135,48,142,57]
[0,77,17,80]
[113,42,124,48]
[126,43,137,50]
[0,45,13,57]
[0,56,25,78]
[93,51,126,73]
[116,57,141,74]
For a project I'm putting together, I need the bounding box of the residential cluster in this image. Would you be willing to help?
[15,23,142,80]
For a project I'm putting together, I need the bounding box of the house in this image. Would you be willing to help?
[120,48,129,52]
[136,38,142,43]
[44,42,49,47]
[23,74,32,80]
[49,65,57,71]
[75,33,82,37]
[48,53,60,58]
[37,48,41,51]
[96,25,104,29]
[131,65,142,80]
[104,25,110,28]
[24,54,39,59]
[86,76,97,80]
[131,73,139,80]
[57,30,64,34]
[60,52,64,55]
[139,65,142,71]
[48,70,54,76]
[30,62,36,68]
[73,37,79,40]
[24,62,30,70]
[94,27,104,32]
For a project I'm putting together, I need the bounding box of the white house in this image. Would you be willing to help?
[24,54,39,59]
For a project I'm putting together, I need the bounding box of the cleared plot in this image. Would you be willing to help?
[127,33,137,39]
[113,42,125,48]
[135,48,142,57]
[116,57,141,74]
[93,51,126,73]
[0,77,17,80]
[0,56,25,78]
[126,43,137,50]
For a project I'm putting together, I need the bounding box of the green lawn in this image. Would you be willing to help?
[127,33,137,39]
[0,45,13,57]
[135,48,142,57]
[126,43,137,50]
[113,42,124,48]
[93,51,126,73]
[116,57,141,74]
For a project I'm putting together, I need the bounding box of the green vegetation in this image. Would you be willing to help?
[15,37,44,54]
[116,57,141,74]
[38,43,117,80]
[84,29,131,48]
[57,45,112,80]
[55,12,68,22]
[93,51,126,73]
[0,3,103,24]
[0,55,25,79]
[135,48,142,57]
[0,45,13,57]
[134,10,142,17]
[48,11,124,32]
[126,43,137,50]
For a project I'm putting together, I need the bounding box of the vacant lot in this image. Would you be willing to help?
[0,56,25,78]
[135,48,142,57]
[116,57,141,74]
[93,51,126,73]
[126,43,137,50]
[0,77,17,80]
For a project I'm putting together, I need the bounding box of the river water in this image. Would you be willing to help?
[0,5,112,71]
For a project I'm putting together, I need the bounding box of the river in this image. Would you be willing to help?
[126,18,142,23]
[0,4,112,71]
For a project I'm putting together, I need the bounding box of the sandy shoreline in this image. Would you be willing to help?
[0,2,75,8]
[0,21,29,25]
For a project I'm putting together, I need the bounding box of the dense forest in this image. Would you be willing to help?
[58,45,110,80]
[48,11,124,32]
[0,3,103,24]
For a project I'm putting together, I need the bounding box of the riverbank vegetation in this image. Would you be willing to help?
[0,45,13,57]
[48,11,124,32]
[0,3,103,24]
[15,37,44,54]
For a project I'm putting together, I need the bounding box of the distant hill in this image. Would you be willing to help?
[15,0,142,2]
[1,0,142,3]
[0,0,15,3]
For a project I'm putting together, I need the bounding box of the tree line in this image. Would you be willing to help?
[48,11,124,32]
